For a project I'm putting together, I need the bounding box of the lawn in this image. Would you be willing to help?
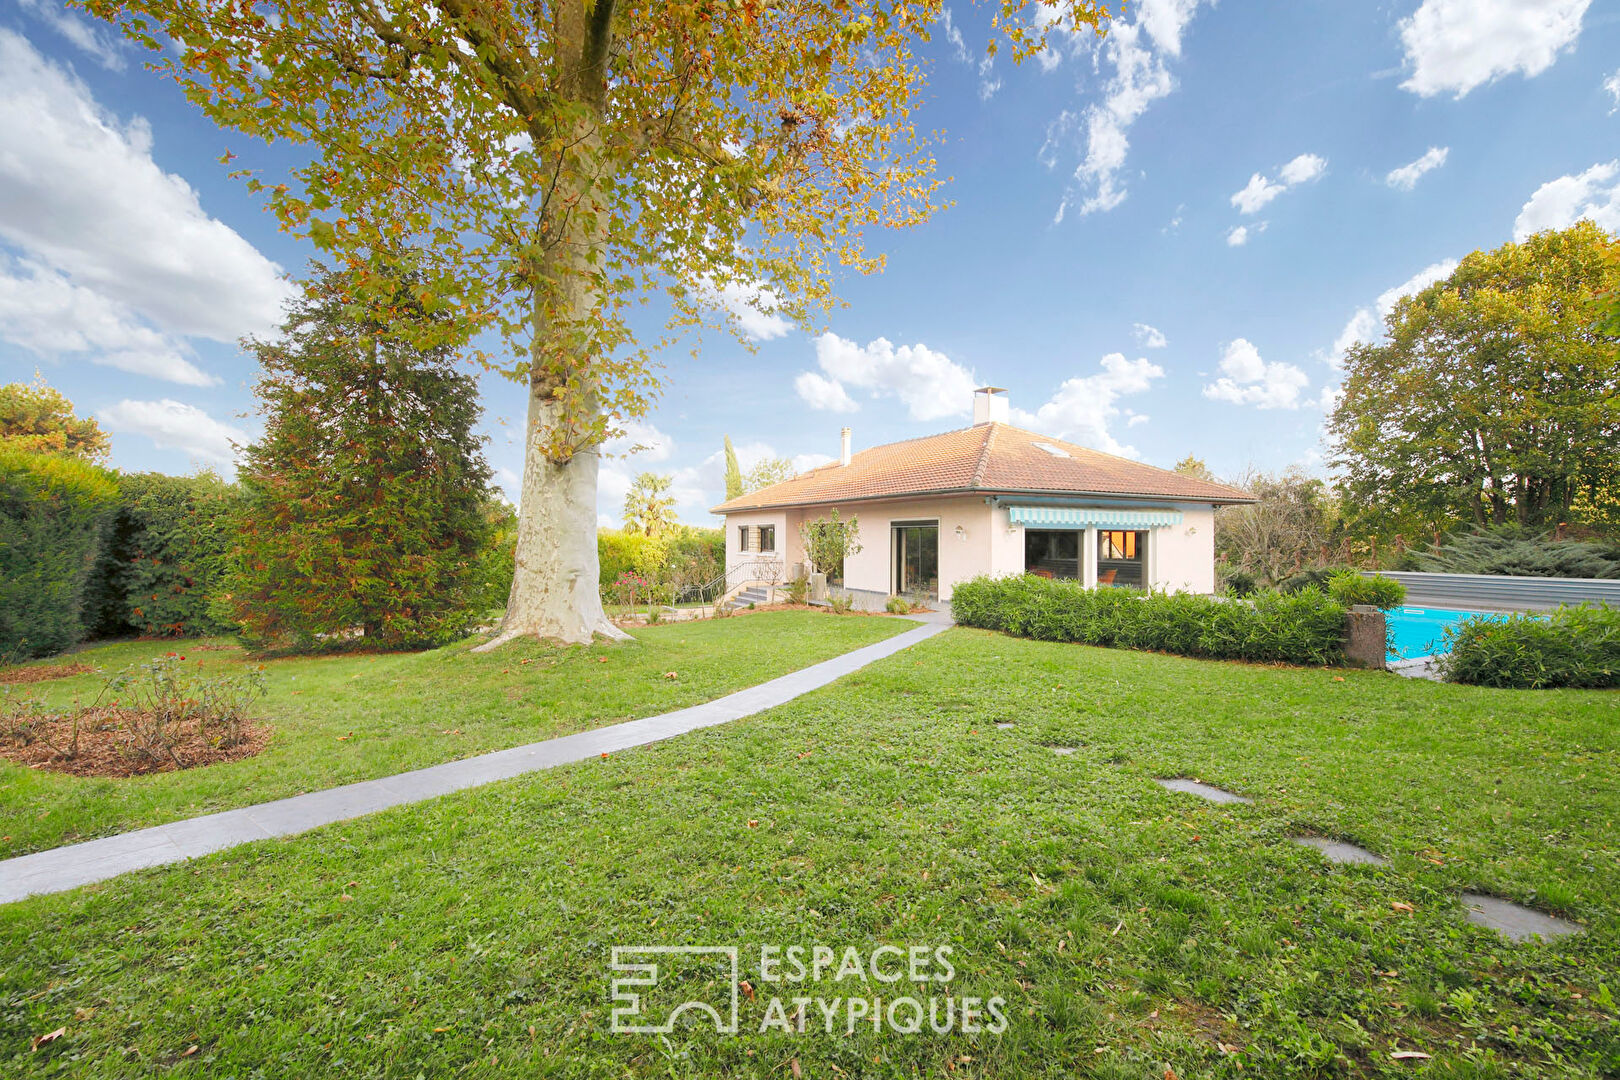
[0,611,908,857]
[2,629,1617,1078]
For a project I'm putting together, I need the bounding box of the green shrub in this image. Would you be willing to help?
[1219,566,1258,597]
[950,574,1348,666]
[1437,604,1620,689]
[1326,571,1406,610]
[786,577,808,605]
[1415,526,1620,579]
[829,593,855,615]
[85,472,241,638]
[885,596,912,614]
[1277,568,1334,595]
[0,448,119,661]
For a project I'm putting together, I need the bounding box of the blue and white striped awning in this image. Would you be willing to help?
[1006,505,1183,529]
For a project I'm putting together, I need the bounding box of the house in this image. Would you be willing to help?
[711,387,1255,609]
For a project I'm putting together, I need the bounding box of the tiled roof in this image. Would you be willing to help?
[711,423,1255,513]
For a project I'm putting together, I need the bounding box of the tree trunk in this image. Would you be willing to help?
[477,378,627,648]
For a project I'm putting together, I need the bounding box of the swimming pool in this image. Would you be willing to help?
[1384,605,1508,661]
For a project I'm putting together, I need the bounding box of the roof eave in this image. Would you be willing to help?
[714,485,1257,514]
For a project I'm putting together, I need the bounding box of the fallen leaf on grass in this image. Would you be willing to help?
[663,671,678,680]
[30,1027,65,1050]
[1391,901,1414,913]
[181,1046,198,1058]
[746,819,759,828]
[789,1059,802,1078]
[1391,1050,1431,1060]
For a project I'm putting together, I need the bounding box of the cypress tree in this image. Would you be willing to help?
[723,435,744,501]
[223,265,496,650]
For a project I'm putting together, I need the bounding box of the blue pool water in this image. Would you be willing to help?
[1385,606,1507,661]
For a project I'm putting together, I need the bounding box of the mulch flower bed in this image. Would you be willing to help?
[0,662,96,686]
[0,707,270,778]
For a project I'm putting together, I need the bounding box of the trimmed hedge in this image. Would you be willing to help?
[1438,605,1620,689]
[1326,571,1406,610]
[86,472,240,638]
[0,448,119,660]
[951,574,1348,666]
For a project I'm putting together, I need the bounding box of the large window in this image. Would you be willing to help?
[759,525,776,553]
[1025,530,1081,580]
[1098,530,1146,588]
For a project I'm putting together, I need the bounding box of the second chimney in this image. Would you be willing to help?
[973,386,1010,425]
[840,426,852,466]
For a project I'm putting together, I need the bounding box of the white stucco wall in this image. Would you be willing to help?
[1148,505,1216,594]
[722,510,791,584]
[790,497,994,603]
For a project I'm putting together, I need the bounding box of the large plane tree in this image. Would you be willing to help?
[86,0,1110,645]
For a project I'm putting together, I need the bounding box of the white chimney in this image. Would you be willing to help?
[973,386,1009,425]
[839,426,852,466]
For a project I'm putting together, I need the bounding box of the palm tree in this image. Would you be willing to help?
[623,472,677,536]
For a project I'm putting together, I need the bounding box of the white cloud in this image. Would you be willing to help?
[1328,258,1459,365]
[1202,338,1309,409]
[99,399,247,468]
[1513,161,1620,240]
[0,31,292,345]
[1010,353,1165,458]
[1606,69,1620,114]
[1049,1,1210,221]
[940,6,970,62]
[17,0,126,70]
[1230,174,1286,215]
[1132,322,1167,348]
[1399,0,1590,99]
[1385,146,1450,190]
[798,332,979,422]
[1278,153,1327,186]
[0,257,218,386]
[603,420,674,462]
[1230,153,1326,214]
[698,278,792,342]
[794,370,859,413]
[1226,225,1250,247]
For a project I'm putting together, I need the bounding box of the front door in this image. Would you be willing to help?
[892,522,939,600]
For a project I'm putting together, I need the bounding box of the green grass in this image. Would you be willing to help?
[3,629,1618,1078]
[0,611,908,857]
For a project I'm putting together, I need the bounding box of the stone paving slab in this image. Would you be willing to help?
[1292,836,1389,866]
[1462,893,1583,943]
[0,617,949,905]
[1155,778,1253,804]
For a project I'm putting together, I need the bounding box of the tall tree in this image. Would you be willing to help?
[86,0,1111,646]
[743,455,794,492]
[1172,455,1215,482]
[0,376,110,462]
[622,471,676,536]
[224,265,497,651]
[1329,222,1620,532]
[723,435,744,502]
[1214,468,1335,586]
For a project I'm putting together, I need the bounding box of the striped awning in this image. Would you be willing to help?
[1006,505,1184,529]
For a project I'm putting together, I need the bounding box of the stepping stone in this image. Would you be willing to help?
[1461,893,1583,943]
[1155,778,1252,805]
[1292,836,1388,866]
[1048,746,1077,755]
[995,722,1015,730]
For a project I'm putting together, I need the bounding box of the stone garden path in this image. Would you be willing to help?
[0,614,952,904]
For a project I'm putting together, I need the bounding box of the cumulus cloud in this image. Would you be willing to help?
[795,332,979,422]
[0,257,218,385]
[1399,0,1590,99]
[698,278,792,342]
[1132,322,1167,348]
[1385,146,1450,190]
[1230,153,1326,214]
[1226,225,1250,247]
[1011,354,1165,458]
[99,399,247,468]
[602,420,675,462]
[1607,69,1620,114]
[1513,161,1620,240]
[1202,338,1309,409]
[1047,0,1210,221]
[0,30,291,387]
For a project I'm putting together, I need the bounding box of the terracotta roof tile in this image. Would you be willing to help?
[711,423,1254,512]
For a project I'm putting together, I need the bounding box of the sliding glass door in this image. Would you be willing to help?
[892,522,939,600]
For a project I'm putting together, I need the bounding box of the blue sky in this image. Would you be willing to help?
[2,0,1618,525]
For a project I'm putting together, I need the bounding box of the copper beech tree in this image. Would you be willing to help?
[85,0,1111,645]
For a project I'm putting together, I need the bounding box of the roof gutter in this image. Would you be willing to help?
[711,485,1257,515]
